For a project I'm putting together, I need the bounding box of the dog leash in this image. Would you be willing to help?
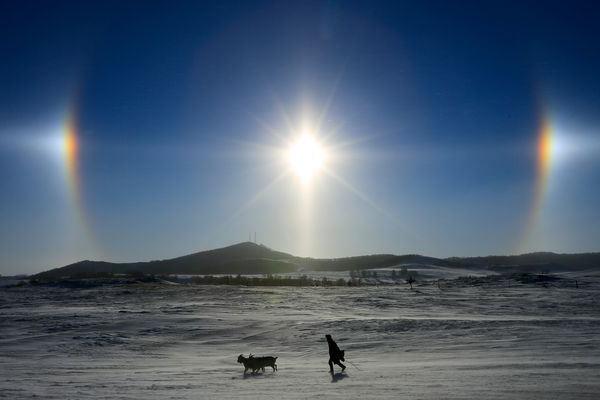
[346,360,362,371]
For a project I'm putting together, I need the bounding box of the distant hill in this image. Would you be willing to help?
[447,252,600,273]
[32,243,600,280]
[34,242,450,280]
[297,254,451,271]
[34,242,299,280]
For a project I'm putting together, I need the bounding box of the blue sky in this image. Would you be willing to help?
[1,1,600,274]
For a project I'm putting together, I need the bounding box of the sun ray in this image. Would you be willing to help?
[223,170,290,227]
[325,130,383,152]
[271,93,296,136]
[225,137,284,157]
[322,166,422,247]
[317,120,347,145]
[249,113,289,144]
[315,68,345,137]
[322,166,393,220]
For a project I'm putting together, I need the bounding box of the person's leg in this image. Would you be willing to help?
[334,360,346,371]
[328,358,334,373]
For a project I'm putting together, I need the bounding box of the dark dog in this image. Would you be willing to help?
[237,354,278,374]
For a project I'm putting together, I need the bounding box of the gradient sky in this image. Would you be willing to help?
[2,0,600,274]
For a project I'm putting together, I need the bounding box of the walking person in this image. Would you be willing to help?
[325,334,346,373]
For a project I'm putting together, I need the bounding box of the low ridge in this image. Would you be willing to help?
[32,242,600,280]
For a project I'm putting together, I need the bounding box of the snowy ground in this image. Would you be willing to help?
[1,275,600,399]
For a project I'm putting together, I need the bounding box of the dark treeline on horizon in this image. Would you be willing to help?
[191,274,350,287]
[26,269,420,288]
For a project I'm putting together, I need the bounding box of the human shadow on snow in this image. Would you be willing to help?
[330,372,349,383]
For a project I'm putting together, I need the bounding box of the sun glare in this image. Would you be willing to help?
[287,134,326,183]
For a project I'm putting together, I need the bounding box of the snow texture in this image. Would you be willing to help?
[1,274,600,399]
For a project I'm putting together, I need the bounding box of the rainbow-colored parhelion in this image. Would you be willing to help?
[61,106,94,243]
[63,111,80,200]
[522,115,555,251]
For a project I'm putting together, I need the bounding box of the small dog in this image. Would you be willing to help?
[237,354,278,374]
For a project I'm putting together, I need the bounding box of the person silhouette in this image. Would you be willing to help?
[325,334,346,373]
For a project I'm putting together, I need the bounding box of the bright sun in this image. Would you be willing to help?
[287,134,326,183]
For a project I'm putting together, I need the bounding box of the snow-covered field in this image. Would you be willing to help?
[1,276,600,399]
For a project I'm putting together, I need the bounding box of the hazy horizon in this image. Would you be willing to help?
[5,239,600,277]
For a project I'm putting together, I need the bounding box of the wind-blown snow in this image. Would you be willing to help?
[1,277,599,399]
